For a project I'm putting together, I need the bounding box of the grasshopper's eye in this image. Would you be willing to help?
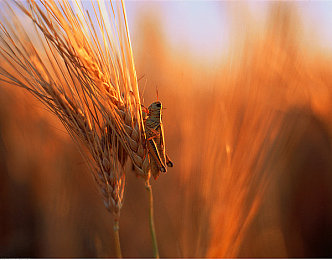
[156,103,161,108]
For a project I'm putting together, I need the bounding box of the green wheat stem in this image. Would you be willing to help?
[145,180,160,258]
[113,219,122,258]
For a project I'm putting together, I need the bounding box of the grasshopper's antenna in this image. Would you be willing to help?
[141,77,148,104]
[156,85,159,101]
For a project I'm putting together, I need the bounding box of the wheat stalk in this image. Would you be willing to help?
[0,0,152,257]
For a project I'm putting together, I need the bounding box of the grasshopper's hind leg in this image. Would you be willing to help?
[166,154,173,167]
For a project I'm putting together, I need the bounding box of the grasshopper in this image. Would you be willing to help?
[143,101,173,179]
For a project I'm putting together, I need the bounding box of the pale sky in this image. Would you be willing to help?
[125,1,332,59]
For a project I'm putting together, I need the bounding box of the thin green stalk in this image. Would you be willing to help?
[113,219,122,258]
[146,181,160,258]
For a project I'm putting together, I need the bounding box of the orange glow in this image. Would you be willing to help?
[1,1,332,258]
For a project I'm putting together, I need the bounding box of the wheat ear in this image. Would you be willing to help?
[0,0,152,257]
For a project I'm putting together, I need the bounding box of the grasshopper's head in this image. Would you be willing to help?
[148,101,162,114]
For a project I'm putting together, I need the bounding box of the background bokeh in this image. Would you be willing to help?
[1,1,332,257]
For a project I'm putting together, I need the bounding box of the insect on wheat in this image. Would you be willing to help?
[143,101,173,180]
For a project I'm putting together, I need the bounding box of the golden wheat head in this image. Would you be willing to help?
[0,0,151,219]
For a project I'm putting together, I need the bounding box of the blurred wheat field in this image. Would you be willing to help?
[1,1,332,258]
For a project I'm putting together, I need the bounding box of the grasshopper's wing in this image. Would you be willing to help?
[156,125,167,167]
[150,159,161,179]
[158,124,174,168]
[148,138,166,172]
